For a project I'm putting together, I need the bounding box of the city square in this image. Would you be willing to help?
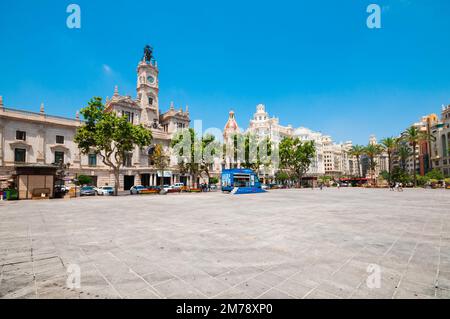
[1,188,449,299]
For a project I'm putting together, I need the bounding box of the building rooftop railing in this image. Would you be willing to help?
[1,107,82,123]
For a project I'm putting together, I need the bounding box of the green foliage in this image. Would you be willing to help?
[209,176,219,184]
[275,171,289,183]
[391,167,412,184]
[380,170,390,181]
[74,97,152,194]
[171,128,218,187]
[363,144,383,171]
[425,169,444,181]
[416,175,430,187]
[150,144,170,186]
[240,134,272,171]
[279,137,316,185]
[318,175,332,184]
[402,126,436,186]
[348,145,365,178]
[76,175,93,186]
[396,143,412,170]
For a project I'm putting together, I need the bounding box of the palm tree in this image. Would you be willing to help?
[349,145,365,178]
[397,143,412,171]
[402,126,436,187]
[364,144,383,185]
[380,137,397,184]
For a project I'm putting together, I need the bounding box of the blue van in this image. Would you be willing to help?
[221,168,265,194]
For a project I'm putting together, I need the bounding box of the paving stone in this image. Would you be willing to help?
[257,288,295,299]
[235,279,272,298]
[1,188,449,299]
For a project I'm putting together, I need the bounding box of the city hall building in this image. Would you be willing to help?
[0,47,192,198]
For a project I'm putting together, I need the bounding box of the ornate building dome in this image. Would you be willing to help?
[224,110,240,139]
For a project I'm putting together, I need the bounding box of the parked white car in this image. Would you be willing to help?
[96,186,114,196]
[129,185,148,195]
[172,183,184,189]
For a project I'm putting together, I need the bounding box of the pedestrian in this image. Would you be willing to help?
[399,182,404,192]
[389,182,395,191]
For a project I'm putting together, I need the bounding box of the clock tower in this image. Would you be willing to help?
[137,45,159,127]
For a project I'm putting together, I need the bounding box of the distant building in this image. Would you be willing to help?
[231,104,358,180]
[430,106,450,177]
[0,47,193,198]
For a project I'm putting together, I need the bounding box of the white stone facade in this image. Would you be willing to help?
[245,104,356,178]
[0,49,194,194]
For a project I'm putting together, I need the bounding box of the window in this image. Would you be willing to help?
[16,131,26,141]
[14,148,26,163]
[123,153,132,167]
[54,151,64,164]
[88,154,97,167]
[56,135,65,144]
[148,97,153,105]
[122,111,134,124]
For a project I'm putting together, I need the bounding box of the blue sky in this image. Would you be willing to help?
[0,0,449,144]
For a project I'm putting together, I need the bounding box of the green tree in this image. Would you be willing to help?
[363,144,383,185]
[149,144,170,187]
[171,128,218,188]
[275,171,289,184]
[74,97,152,195]
[349,145,365,177]
[209,176,219,185]
[426,168,444,181]
[391,167,412,184]
[76,175,93,186]
[402,126,436,187]
[279,137,316,187]
[380,137,398,184]
[380,170,390,182]
[240,134,272,173]
[396,143,412,171]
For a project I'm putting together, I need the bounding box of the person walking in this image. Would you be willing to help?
[389,182,395,191]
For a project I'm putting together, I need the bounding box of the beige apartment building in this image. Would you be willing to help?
[431,105,450,176]
[0,48,192,198]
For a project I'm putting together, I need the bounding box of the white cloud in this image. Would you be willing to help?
[102,64,113,74]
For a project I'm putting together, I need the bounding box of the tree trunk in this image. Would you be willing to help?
[357,156,361,178]
[193,173,198,188]
[160,169,164,187]
[114,167,120,196]
[413,142,417,187]
[388,152,392,184]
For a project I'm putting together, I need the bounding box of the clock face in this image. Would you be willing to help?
[147,75,155,84]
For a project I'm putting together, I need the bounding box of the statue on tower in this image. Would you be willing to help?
[143,45,153,63]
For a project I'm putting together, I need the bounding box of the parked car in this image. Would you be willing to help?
[172,183,185,189]
[80,186,96,196]
[130,185,148,195]
[261,184,269,190]
[96,186,114,196]
[163,185,181,193]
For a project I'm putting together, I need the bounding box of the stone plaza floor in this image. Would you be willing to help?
[1,188,450,299]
